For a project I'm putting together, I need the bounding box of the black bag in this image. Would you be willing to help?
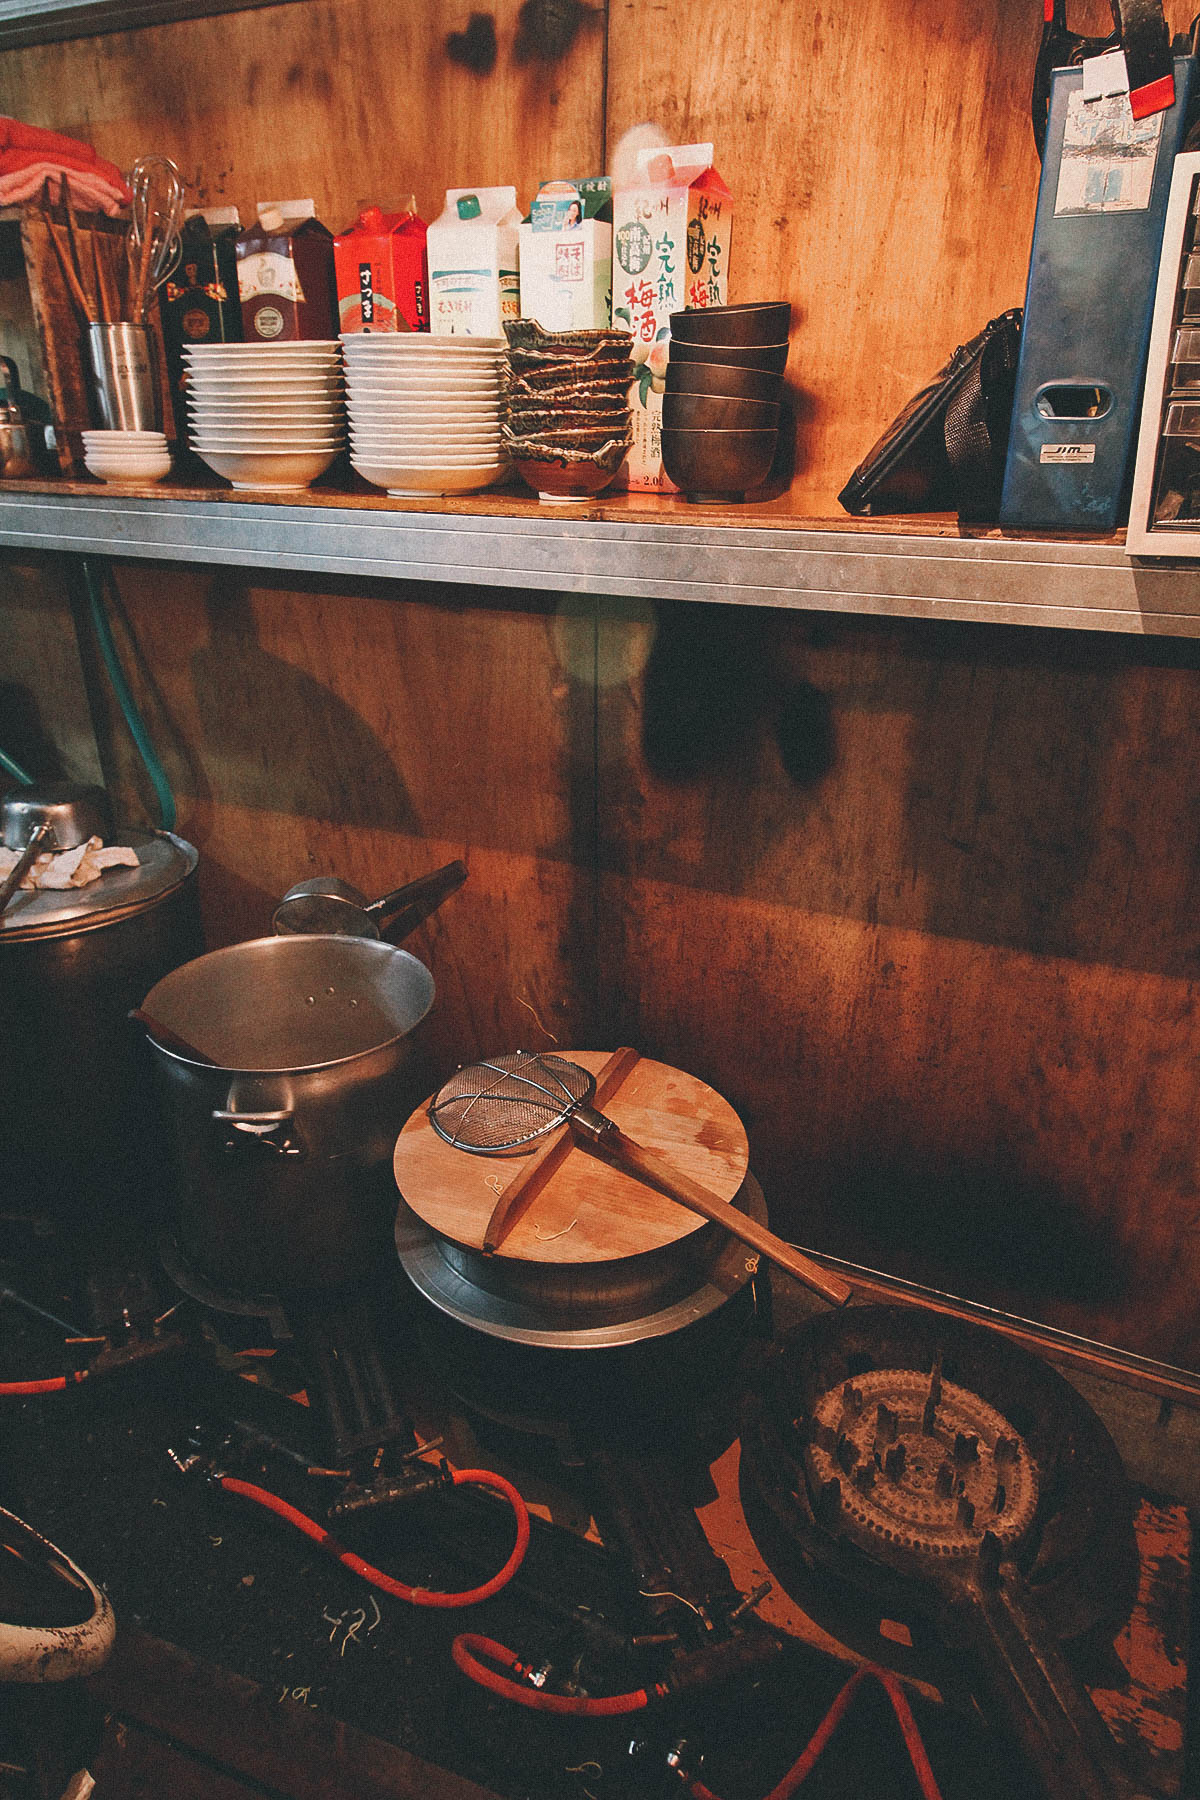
[837,309,1022,523]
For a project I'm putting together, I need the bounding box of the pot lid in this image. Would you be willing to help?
[0,830,198,941]
[393,1051,750,1266]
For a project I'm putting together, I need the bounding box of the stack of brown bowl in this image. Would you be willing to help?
[503,319,634,501]
[661,302,791,502]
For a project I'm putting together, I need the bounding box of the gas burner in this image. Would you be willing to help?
[804,1364,1038,1563]
[740,1306,1145,1800]
[160,1232,291,1338]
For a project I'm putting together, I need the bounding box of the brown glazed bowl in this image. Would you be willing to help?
[668,339,789,374]
[669,302,791,347]
[660,426,778,501]
[664,359,784,403]
[504,319,632,358]
[663,392,780,432]
[511,434,630,502]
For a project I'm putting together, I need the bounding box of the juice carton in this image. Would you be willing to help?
[161,207,242,442]
[426,187,521,336]
[334,201,429,333]
[612,145,734,490]
[518,176,612,331]
[236,200,337,342]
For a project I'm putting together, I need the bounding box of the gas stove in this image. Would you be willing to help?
[0,1219,1193,1800]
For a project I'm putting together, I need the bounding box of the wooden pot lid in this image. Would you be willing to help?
[393,1050,750,1266]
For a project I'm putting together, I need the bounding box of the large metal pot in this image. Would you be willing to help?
[0,824,201,1230]
[140,935,434,1293]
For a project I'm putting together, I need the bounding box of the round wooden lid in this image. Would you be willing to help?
[393,1050,750,1266]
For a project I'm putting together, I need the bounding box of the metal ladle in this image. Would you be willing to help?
[0,782,113,917]
[272,859,467,939]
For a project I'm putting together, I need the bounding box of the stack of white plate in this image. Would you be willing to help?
[83,429,172,484]
[341,333,508,496]
[183,341,345,491]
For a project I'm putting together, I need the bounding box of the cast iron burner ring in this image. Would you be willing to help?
[805,1366,1038,1561]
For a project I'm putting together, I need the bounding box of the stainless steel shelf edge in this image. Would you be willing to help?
[2,489,1200,634]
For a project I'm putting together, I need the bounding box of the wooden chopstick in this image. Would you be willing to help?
[92,230,117,325]
[132,215,155,323]
[60,172,97,320]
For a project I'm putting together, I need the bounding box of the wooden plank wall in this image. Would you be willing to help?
[5,1,1200,1371]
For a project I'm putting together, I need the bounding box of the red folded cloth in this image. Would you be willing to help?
[0,164,128,215]
[0,116,131,204]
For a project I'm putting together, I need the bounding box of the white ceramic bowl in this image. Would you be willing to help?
[344,376,502,396]
[186,407,346,423]
[341,347,504,363]
[347,404,501,425]
[190,435,346,451]
[341,332,506,352]
[184,340,340,356]
[82,429,167,445]
[194,447,340,489]
[348,428,503,444]
[349,447,503,464]
[85,455,172,483]
[351,456,506,496]
[185,371,343,389]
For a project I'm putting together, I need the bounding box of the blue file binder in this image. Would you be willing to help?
[1000,56,1196,530]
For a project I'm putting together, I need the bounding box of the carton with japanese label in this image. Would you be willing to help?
[334,201,430,333]
[518,177,612,331]
[427,187,522,336]
[612,145,733,489]
[236,200,337,342]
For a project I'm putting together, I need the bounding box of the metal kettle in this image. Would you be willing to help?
[0,357,34,479]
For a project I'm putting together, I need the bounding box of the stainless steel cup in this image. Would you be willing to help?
[86,322,158,431]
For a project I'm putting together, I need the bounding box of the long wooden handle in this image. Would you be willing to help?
[482,1046,642,1252]
[583,1121,852,1306]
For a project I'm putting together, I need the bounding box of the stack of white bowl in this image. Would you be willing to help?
[83,429,172,484]
[342,334,508,496]
[183,341,345,491]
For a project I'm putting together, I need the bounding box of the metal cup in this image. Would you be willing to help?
[86,322,158,431]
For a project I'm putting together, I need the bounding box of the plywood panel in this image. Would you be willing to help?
[605,0,1193,509]
[594,599,1200,1368]
[0,0,603,240]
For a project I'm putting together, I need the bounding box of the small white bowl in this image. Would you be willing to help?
[195,447,339,490]
[83,429,167,444]
[85,456,172,483]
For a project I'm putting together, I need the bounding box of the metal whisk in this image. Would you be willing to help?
[127,155,185,322]
[429,1050,852,1304]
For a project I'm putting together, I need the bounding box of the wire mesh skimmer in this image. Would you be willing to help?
[428,1051,851,1305]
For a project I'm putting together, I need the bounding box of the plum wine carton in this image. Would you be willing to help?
[334,201,429,333]
[236,200,337,342]
[161,207,242,444]
[427,187,522,336]
[518,176,612,331]
[613,144,733,490]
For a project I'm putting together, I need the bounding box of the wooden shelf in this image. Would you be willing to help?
[0,472,1198,634]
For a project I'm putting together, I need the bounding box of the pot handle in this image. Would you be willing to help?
[212,1107,304,1158]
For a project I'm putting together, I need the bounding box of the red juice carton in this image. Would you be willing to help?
[612,145,734,490]
[334,201,429,333]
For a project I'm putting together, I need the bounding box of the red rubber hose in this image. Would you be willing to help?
[687,1663,944,1800]
[218,1466,529,1608]
[0,1370,88,1396]
[451,1632,664,1716]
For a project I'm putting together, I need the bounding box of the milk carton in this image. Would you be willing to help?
[612,145,734,490]
[334,201,429,333]
[518,177,612,331]
[426,187,522,336]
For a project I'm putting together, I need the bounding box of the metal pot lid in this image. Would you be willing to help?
[0,830,198,942]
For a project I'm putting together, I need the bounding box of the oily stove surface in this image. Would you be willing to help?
[0,1226,1191,1800]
